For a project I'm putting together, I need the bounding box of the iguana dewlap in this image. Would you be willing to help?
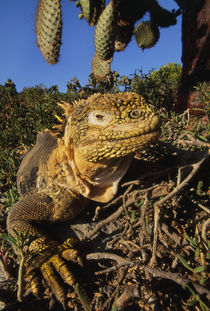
[7,92,160,305]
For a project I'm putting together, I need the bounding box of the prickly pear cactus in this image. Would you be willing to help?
[35,0,180,82]
[92,53,112,82]
[117,0,148,24]
[36,0,62,64]
[134,21,160,50]
[79,0,91,22]
[78,0,105,26]
[94,1,116,61]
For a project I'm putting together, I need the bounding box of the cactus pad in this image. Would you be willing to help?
[94,1,116,61]
[118,0,148,24]
[36,0,62,64]
[92,53,112,82]
[79,0,105,26]
[134,21,160,50]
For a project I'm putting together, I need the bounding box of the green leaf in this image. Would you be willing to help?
[0,232,17,247]
[192,107,204,113]
[111,303,118,311]
[182,283,196,296]
[193,266,205,273]
[185,298,197,306]
[12,228,20,241]
[197,135,208,142]
[75,283,91,311]
[177,254,193,271]
[195,247,200,258]
[199,277,207,286]
[23,230,29,241]
[185,234,198,248]
[199,300,210,311]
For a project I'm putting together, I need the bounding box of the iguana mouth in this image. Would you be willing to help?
[82,114,161,162]
[103,127,161,142]
[98,115,161,142]
[86,130,161,162]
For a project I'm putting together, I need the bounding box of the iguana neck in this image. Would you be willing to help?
[47,138,132,203]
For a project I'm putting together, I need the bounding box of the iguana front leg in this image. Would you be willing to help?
[7,192,85,305]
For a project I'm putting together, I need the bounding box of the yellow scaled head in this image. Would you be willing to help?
[63,92,161,162]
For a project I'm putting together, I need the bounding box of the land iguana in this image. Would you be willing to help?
[7,92,161,305]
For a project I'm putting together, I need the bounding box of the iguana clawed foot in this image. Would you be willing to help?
[25,237,82,305]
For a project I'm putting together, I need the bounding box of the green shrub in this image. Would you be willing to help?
[0,84,68,205]
[130,62,182,109]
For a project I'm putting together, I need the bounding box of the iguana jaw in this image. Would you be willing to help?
[75,114,161,162]
[72,149,132,202]
[69,114,160,202]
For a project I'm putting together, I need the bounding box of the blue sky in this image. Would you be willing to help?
[0,0,182,93]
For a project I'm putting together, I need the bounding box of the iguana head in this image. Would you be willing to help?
[55,92,160,202]
[64,92,160,162]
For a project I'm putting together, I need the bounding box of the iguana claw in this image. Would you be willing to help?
[25,237,82,304]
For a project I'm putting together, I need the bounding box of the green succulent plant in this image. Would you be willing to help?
[92,52,112,82]
[78,0,105,26]
[94,1,116,61]
[134,21,160,50]
[36,0,179,80]
[36,0,62,64]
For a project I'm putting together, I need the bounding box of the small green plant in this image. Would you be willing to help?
[177,234,208,311]
[193,82,210,120]
[177,253,206,274]
[0,229,37,301]
[182,283,209,311]
[196,180,206,197]
[74,283,92,311]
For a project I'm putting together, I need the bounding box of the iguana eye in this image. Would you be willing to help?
[129,109,142,119]
[88,111,112,126]
[95,113,105,121]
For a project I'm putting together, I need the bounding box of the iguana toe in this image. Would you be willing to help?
[59,238,83,266]
[40,259,68,304]
[25,238,82,304]
[27,271,43,298]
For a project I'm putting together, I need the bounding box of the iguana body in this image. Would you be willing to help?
[7,92,160,305]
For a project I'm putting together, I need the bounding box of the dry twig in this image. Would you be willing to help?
[150,150,209,265]
[86,252,210,300]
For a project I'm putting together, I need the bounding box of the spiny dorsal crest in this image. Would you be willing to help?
[55,99,86,123]
[52,101,74,136]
